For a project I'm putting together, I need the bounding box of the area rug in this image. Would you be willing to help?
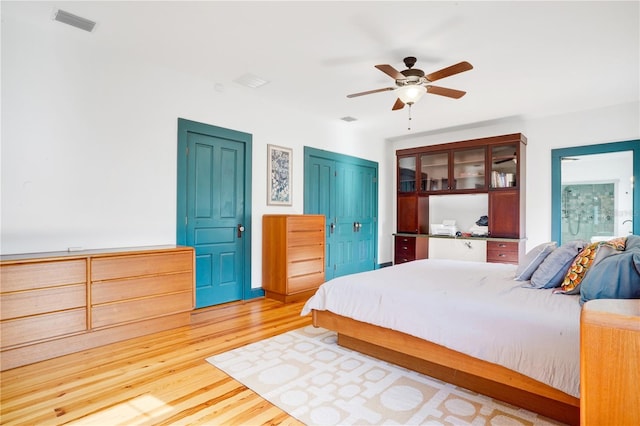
[206,326,563,425]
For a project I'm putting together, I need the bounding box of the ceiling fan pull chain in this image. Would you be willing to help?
[408,104,412,130]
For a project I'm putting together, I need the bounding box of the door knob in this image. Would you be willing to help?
[237,224,245,238]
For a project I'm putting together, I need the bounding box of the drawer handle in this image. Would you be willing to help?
[498,253,506,257]
[498,243,507,247]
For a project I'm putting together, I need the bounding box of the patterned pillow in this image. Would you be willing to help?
[557,237,627,294]
[603,236,627,251]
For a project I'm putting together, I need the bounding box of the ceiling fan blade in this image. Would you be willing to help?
[494,158,513,164]
[494,152,517,164]
[375,64,404,80]
[426,85,467,99]
[426,61,473,82]
[392,98,405,110]
[346,87,395,98]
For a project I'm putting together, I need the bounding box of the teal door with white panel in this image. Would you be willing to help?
[177,118,254,308]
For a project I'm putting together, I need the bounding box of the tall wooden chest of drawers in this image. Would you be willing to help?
[262,214,326,302]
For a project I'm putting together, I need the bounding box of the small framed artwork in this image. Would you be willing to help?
[267,144,292,206]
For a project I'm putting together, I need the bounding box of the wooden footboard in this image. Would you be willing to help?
[312,309,580,425]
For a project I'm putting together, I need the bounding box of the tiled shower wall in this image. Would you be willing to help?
[561,183,615,243]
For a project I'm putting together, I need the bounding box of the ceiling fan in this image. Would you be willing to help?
[494,152,517,164]
[347,56,473,111]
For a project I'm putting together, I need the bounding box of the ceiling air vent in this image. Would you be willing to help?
[53,9,96,32]
[234,74,269,89]
[340,116,357,122]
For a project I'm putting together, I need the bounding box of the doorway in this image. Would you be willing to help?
[176,118,254,308]
[551,140,639,244]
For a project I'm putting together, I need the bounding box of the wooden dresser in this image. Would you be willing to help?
[0,245,194,371]
[580,299,640,426]
[262,214,325,302]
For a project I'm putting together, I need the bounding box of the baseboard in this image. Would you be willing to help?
[246,287,265,299]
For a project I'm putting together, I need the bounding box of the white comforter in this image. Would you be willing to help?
[301,259,581,398]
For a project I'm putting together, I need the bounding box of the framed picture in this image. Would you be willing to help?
[267,144,292,205]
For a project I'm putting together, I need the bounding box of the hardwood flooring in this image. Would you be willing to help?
[1,298,311,425]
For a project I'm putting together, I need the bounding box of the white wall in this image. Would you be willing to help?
[0,13,388,289]
[2,9,638,290]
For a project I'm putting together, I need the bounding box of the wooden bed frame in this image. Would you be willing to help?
[312,309,580,425]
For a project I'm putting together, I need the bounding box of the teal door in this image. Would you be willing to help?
[304,156,336,276]
[304,147,378,279]
[345,163,377,274]
[177,119,253,308]
[334,162,377,276]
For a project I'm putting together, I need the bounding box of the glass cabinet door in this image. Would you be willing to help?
[398,156,416,192]
[453,147,486,190]
[420,152,449,191]
[490,144,518,188]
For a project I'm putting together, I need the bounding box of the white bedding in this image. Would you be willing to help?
[301,258,581,398]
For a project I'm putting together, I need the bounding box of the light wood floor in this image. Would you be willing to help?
[1,298,311,425]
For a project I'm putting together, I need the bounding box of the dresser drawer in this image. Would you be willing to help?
[91,251,192,281]
[288,258,324,278]
[1,284,86,320]
[487,241,520,264]
[287,230,323,247]
[91,291,192,329]
[287,216,325,232]
[395,236,416,258]
[288,271,325,294]
[287,243,324,262]
[0,259,86,292]
[394,255,414,264]
[1,309,87,348]
[91,271,193,305]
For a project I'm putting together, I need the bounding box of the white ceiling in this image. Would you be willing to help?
[3,1,639,138]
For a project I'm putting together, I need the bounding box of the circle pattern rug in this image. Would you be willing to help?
[206,326,564,425]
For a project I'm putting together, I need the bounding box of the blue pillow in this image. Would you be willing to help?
[579,248,640,305]
[514,242,557,281]
[625,234,640,250]
[529,240,587,289]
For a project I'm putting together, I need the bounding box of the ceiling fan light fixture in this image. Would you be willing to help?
[397,84,425,105]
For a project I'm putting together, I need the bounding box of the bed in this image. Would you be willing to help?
[301,258,583,425]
